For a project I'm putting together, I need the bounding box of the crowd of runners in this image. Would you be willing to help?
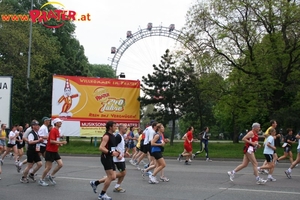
[0,117,67,185]
[1,118,300,200]
[227,120,300,184]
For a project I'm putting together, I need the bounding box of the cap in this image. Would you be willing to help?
[42,117,51,122]
[31,120,39,125]
[53,118,63,124]
[150,120,155,125]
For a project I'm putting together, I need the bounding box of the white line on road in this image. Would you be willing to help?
[219,188,300,195]
[57,176,117,182]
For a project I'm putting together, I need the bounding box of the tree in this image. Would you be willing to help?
[88,64,115,78]
[140,49,195,145]
[184,0,300,140]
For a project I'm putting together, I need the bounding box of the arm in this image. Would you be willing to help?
[266,142,276,151]
[99,135,119,157]
[151,134,164,146]
[242,131,259,147]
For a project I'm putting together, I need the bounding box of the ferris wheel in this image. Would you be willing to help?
[109,23,199,80]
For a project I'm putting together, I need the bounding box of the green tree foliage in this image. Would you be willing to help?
[88,64,115,78]
[184,0,300,141]
[0,0,106,125]
[140,49,195,145]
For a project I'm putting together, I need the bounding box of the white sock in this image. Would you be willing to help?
[256,176,260,181]
[288,168,292,173]
[267,174,271,178]
[257,167,260,170]
[115,184,120,188]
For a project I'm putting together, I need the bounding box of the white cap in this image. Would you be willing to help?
[53,118,63,124]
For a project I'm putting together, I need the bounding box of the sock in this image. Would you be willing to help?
[232,170,236,174]
[288,168,292,173]
[115,184,120,188]
[19,162,22,167]
[100,191,106,195]
[256,176,260,181]
[95,180,100,186]
[257,167,260,170]
[267,174,271,178]
[180,154,183,157]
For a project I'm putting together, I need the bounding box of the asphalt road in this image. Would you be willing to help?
[0,155,299,200]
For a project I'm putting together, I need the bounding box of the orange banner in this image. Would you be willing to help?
[51,75,140,137]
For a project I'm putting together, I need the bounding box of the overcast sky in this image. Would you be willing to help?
[58,0,196,81]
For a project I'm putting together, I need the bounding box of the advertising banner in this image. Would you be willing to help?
[51,75,140,137]
[0,76,12,129]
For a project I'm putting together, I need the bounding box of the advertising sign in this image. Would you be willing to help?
[52,75,140,137]
[0,76,12,129]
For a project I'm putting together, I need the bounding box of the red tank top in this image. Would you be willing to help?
[245,130,258,148]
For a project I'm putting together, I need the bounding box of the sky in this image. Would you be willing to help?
[57,0,196,81]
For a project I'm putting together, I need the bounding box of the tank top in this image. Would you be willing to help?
[101,132,116,158]
[151,133,162,153]
[245,130,258,149]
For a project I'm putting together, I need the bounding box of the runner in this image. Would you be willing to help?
[227,123,267,184]
[177,126,194,165]
[148,123,166,184]
[20,121,44,183]
[39,118,67,186]
[277,128,296,164]
[284,131,300,179]
[90,124,130,195]
[0,123,7,166]
[257,127,277,182]
[90,121,119,200]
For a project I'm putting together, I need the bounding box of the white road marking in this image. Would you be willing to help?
[219,188,300,195]
[57,176,116,182]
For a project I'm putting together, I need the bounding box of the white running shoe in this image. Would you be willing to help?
[98,193,112,200]
[227,171,234,181]
[285,170,292,179]
[256,178,267,185]
[267,176,276,182]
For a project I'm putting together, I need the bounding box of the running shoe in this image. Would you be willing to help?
[28,173,36,182]
[160,176,170,182]
[227,171,234,181]
[38,179,49,186]
[20,177,29,183]
[90,181,97,193]
[113,187,126,193]
[184,161,191,165]
[98,193,112,200]
[0,159,3,166]
[47,175,56,185]
[144,164,149,169]
[256,178,267,185]
[285,170,292,179]
[267,176,276,182]
[192,154,196,159]
[177,154,182,161]
[196,151,201,154]
[188,159,192,162]
[149,175,159,184]
[206,158,212,162]
[16,164,21,173]
[9,153,14,160]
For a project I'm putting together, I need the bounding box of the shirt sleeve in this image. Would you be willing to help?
[28,133,34,142]
[115,134,122,145]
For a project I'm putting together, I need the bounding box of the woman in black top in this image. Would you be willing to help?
[277,128,296,164]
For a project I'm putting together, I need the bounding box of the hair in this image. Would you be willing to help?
[269,128,276,135]
[130,126,134,131]
[187,126,193,131]
[155,123,163,132]
[252,122,260,128]
[152,122,158,128]
[270,120,276,126]
[287,128,293,134]
[106,121,116,132]
[1,124,4,128]
[203,127,208,132]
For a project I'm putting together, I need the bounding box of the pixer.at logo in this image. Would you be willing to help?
[29,1,91,28]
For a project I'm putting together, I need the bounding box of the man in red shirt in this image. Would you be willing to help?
[39,118,67,186]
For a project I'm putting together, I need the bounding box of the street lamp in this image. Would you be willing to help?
[27,0,33,90]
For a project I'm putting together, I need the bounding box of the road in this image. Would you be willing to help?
[0,156,299,200]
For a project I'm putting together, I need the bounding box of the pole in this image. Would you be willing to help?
[27,0,33,91]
